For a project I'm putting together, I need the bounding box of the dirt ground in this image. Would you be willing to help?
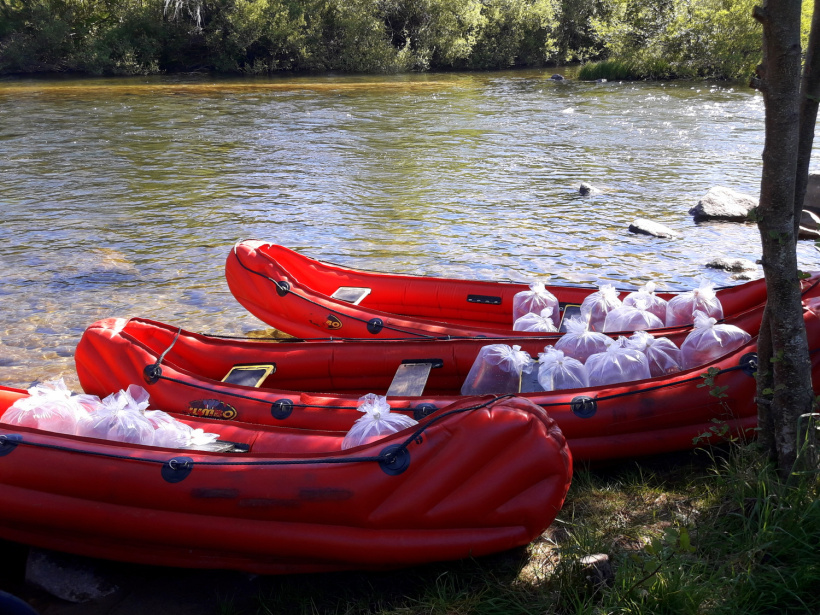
[0,540,273,615]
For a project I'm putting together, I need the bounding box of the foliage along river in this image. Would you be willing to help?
[1,69,818,391]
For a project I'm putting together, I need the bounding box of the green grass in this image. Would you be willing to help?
[577,58,685,81]
[228,443,820,615]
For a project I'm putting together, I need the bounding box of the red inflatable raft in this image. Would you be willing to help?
[0,388,571,574]
[74,286,820,462]
[225,241,772,339]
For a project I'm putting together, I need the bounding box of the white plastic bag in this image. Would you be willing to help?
[341,394,418,450]
[580,284,623,331]
[586,339,652,387]
[146,410,220,449]
[680,311,752,369]
[603,299,664,333]
[461,344,533,395]
[512,281,560,327]
[0,379,98,435]
[623,282,668,324]
[625,330,683,377]
[513,307,559,333]
[554,316,613,363]
[666,280,724,327]
[537,347,589,391]
[77,384,156,445]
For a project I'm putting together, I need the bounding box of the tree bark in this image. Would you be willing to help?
[793,0,820,233]
[754,0,815,477]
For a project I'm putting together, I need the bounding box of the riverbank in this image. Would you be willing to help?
[1,0,787,80]
[3,442,818,615]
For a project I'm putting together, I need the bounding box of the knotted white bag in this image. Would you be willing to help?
[0,378,98,435]
[513,307,559,333]
[626,330,683,377]
[147,410,220,449]
[666,280,724,327]
[512,280,560,327]
[680,311,752,369]
[77,384,156,445]
[586,338,652,386]
[623,282,667,324]
[603,298,664,333]
[461,344,533,395]
[341,394,418,450]
[580,284,622,331]
[554,316,613,363]
[537,347,589,391]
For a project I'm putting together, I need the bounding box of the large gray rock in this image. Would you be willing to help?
[804,173,820,215]
[629,218,680,238]
[689,186,757,222]
[801,208,820,231]
[799,209,820,240]
[705,257,757,273]
[26,549,118,603]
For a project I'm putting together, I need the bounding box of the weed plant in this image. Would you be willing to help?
[231,442,819,615]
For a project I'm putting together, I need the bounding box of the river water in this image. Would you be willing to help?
[1,69,818,390]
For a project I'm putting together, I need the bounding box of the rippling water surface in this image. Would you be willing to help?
[1,70,818,389]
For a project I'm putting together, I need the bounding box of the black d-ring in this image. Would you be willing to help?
[739,352,758,377]
[367,318,384,335]
[276,281,290,297]
[413,403,438,421]
[271,399,293,420]
[0,434,22,457]
[143,364,162,384]
[379,444,410,475]
[161,456,194,483]
[570,396,598,418]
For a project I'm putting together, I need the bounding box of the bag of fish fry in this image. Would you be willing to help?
[666,280,724,327]
[602,298,664,333]
[512,280,560,327]
[461,344,533,395]
[680,311,751,369]
[0,378,98,435]
[622,281,667,324]
[555,316,613,363]
[76,384,156,445]
[342,394,419,450]
[513,307,559,333]
[580,284,623,331]
[586,338,652,387]
[625,330,683,377]
[537,346,590,391]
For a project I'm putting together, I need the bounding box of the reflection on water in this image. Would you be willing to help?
[0,70,817,390]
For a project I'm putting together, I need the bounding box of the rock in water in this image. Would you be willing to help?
[629,218,679,238]
[689,186,757,222]
[705,257,757,272]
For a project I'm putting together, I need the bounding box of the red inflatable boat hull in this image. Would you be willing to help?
[74,288,820,462]
[0,389,571,574]
[225,241,774,339]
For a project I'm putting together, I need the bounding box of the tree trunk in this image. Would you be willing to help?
[754,0,815,477]
[793,0,820,234]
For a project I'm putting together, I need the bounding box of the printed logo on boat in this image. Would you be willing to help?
[325,314,343,330]
[187,399,238,421]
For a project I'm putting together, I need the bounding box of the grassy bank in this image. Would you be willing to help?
[224,441,819,615]
[3,440,817,614]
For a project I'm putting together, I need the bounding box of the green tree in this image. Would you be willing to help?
[752,0,819,476]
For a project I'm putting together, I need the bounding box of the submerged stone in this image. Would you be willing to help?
[689,186,757,222]
[628,218,679,238]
